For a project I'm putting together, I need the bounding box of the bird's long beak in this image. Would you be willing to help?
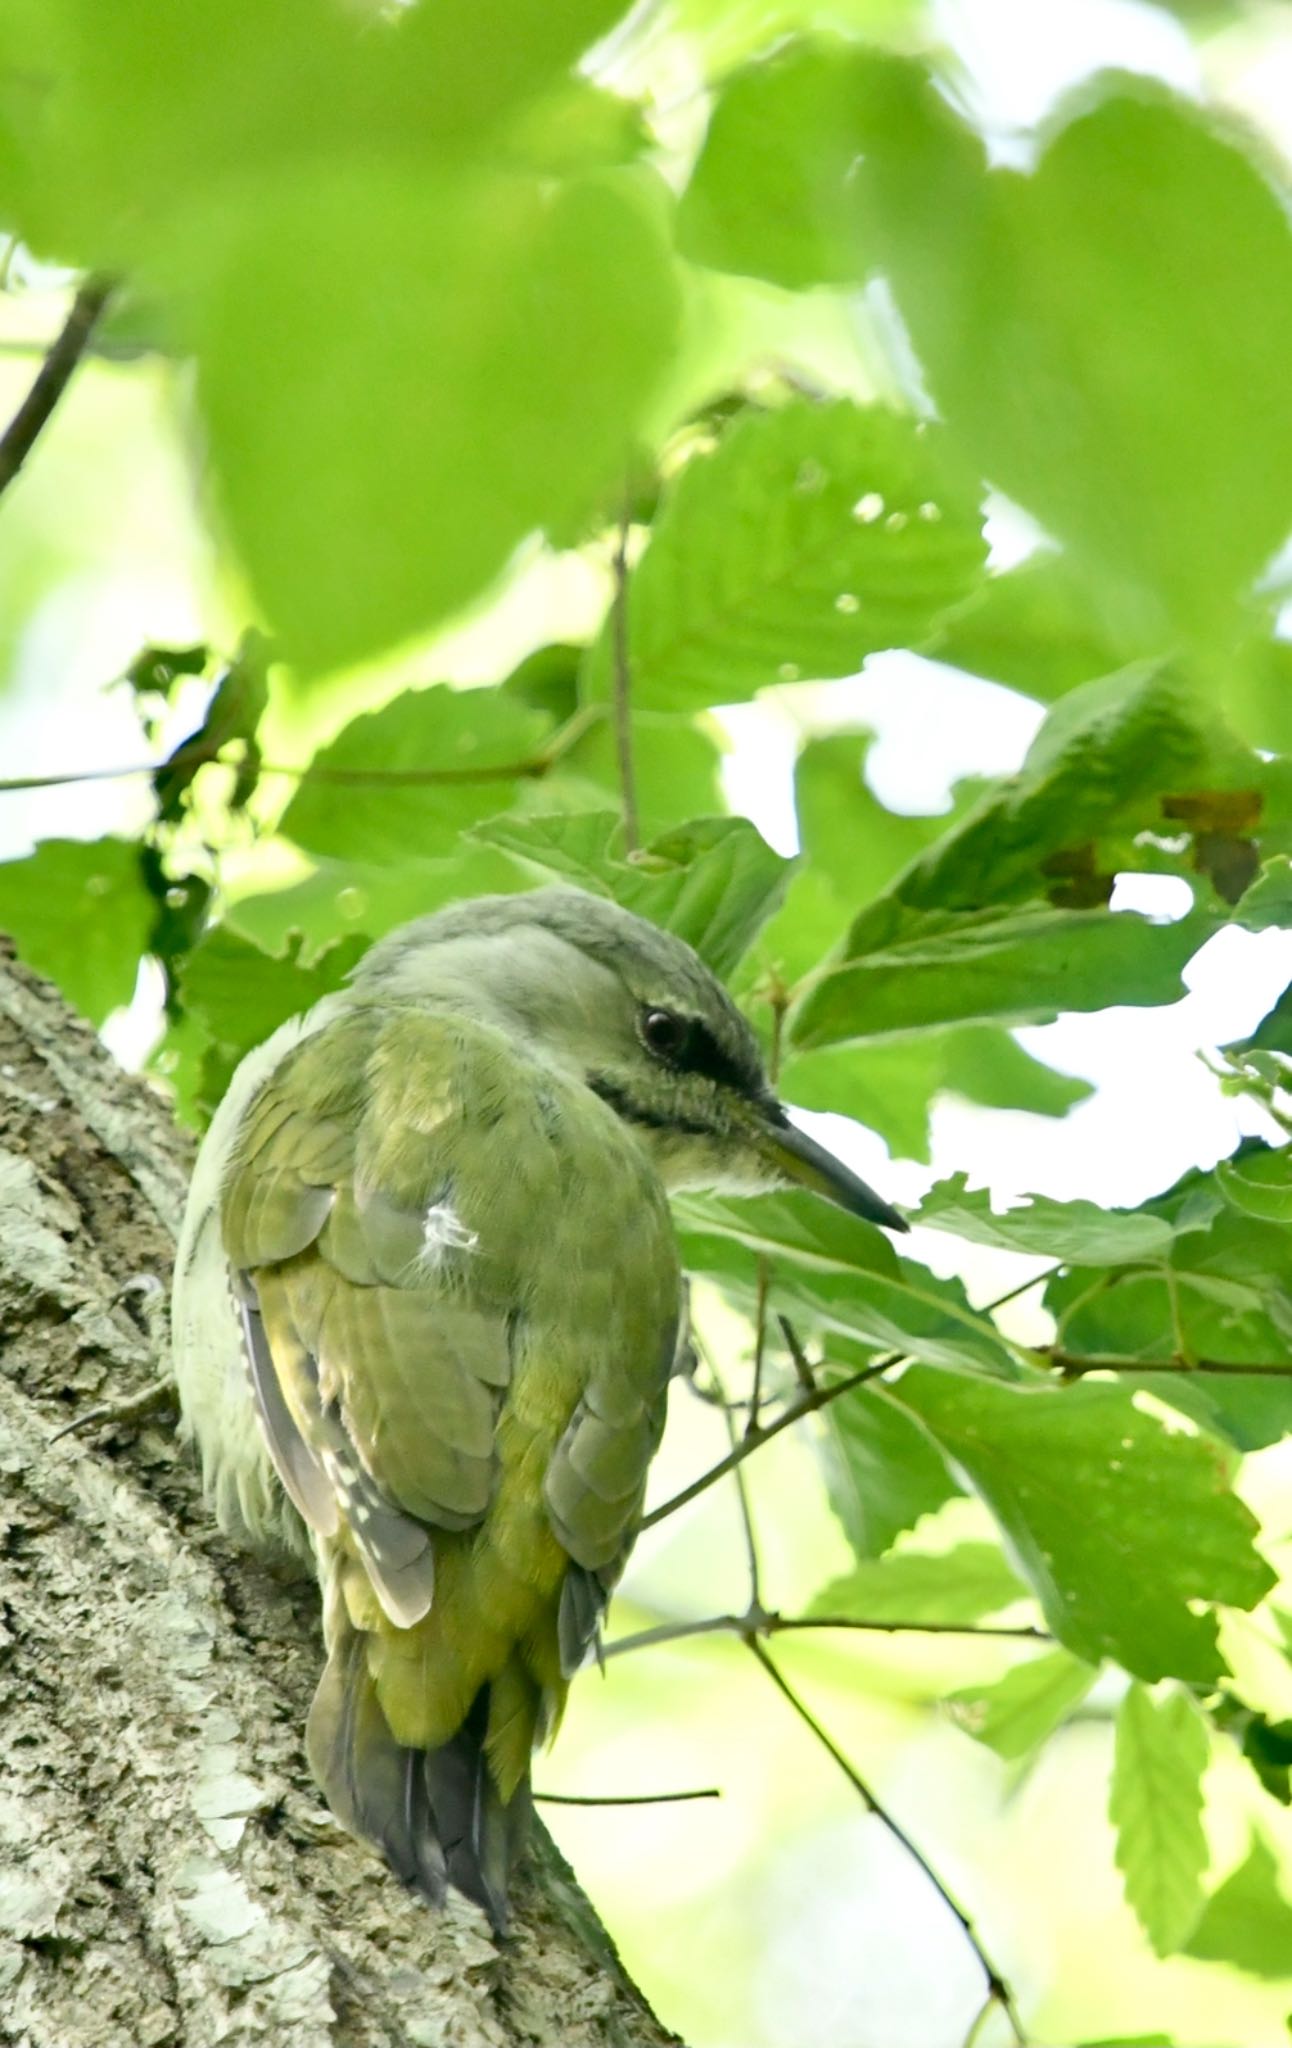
[760,1109,909,1234]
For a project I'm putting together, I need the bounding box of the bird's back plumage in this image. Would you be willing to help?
[190,993,681,1927]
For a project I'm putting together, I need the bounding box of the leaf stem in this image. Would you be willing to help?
[0,275,113,501]
[611,495,639,852]
[749,1640,1027,2048]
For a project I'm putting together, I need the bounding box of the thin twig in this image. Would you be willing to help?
[0,704,606,799]
[719,1364,762,1601]
[534,1787,720,1807]
[1051,1350,1292,1380]
[0,276,113,500]
[603,1610,1049,1661]
[610,494,639,852]
[777,1314,818,1394]
[639,1355,901,1532]
[749,1640,1027,2047]
[748,985,790,1438]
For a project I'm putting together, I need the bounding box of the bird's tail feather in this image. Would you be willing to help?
[306,1622,530,1933]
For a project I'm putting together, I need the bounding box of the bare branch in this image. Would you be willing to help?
[603,1610,1050,1662]
[535,1787,720,1807]
[0,275,112,500]
[611,495,639,851]
[639,1355,901,1532]
[749,1641,1027,2047]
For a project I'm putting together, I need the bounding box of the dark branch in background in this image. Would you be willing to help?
[611,495,639,852]
[0,704,606,797]
[0,276,113,500]
[749,1641,1027,2048]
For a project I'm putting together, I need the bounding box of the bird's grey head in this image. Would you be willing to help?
[353,888,904,1231]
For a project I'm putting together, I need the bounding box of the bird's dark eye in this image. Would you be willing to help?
[639,1008,690,1062]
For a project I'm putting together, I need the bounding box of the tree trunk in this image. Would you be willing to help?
[0,946,682,2048]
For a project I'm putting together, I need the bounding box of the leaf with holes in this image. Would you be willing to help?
[583,400,986,710]
[896,1370,1274,1682]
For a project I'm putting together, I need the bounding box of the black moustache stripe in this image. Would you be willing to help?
[587,1075,717,1140]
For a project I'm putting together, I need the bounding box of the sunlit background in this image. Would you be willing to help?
[5,2,1292,2044]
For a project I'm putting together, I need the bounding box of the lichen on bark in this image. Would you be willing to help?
[0,945,681,2048]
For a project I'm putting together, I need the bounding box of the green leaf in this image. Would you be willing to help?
[0,838,154,1025]
[678,37,882,289]
[279,686,552,866]
[780,1027,1090,1166]
[945,1649,1097,1760]
[897,1370,1275,1682]
[926,553,1125,703]
[809,1541,1028,1625]
[1234,857,1292,933]
[1216,1143,1292,1225]
[855,61,1292,653]
[1185,1833,1292,1980]
[1110,1682,1210,1956]
[914,1174,1174,1266]
[470,811,792,978]
[179,927,367,1068]
[819,1381,960,1559]
[790,901,1211,1049]
[179,163,678,673]
[674,1193,1024,1380]
[585,399,987,710]
[224,851,524,960]
[554,711,725,841]
[887,662,1245,916]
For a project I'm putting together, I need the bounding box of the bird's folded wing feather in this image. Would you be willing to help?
[216,1004,679,1651]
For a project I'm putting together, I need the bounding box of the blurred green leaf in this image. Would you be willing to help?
[1110,1682,1210,1956]
[926,553,1124,703]
[914,1174,1174,1265]
[225,850,523,959]
[679,37,881,289]
[819,1380,960,1558]
[470,811,793,977]
[780,1025,1089,1163]
[853,60,1292,653]
[0,837,153,1024]
[1233,856,1292,933]
[897,1370,1275,1681]
[280,685,552,865]
[178,163,677,672]
[584,399,987,709]
[809,1540,1027,1625]
[945,1649,1097,1760]
[1185,1833,1292,1980]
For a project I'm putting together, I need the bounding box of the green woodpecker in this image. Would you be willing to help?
[172,888,903,1929]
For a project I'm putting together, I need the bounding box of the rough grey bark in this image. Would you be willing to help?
[0,945,682,2048]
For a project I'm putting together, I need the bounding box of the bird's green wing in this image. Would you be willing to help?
[219,1002,681,1648]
